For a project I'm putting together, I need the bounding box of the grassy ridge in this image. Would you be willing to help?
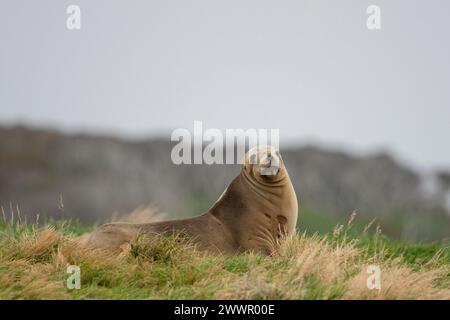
[0,215,449,300]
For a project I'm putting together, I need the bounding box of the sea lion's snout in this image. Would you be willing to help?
[245,145,283,178]
[259,153,280,176]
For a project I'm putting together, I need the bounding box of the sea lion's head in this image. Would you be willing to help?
[242,145,287,184]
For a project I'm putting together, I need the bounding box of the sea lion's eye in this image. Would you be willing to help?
[249,153,257,164]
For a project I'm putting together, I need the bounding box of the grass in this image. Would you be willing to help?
[0,210,449,299]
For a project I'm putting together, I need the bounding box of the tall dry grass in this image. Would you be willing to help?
[0,207,449,299]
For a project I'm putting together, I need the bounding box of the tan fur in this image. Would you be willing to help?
[87,146,298,254]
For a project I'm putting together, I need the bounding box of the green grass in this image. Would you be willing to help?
[0,215,449,300]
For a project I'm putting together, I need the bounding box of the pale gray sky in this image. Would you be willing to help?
[1,0,449,170]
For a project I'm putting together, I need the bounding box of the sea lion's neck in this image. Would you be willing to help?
[208,174,291,253]
[211,172,291,216]
[240,168,291,209]
[208,176,246,219]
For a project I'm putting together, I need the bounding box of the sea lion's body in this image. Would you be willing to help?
[88,146,298,254]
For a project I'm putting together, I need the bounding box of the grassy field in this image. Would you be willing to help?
[0,210,449,299]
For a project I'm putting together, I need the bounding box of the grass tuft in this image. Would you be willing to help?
[0,215,449,299]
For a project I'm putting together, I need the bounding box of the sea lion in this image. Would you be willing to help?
[87,145,298,255]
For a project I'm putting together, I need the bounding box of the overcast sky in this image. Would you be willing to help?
[1,0,449,170]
